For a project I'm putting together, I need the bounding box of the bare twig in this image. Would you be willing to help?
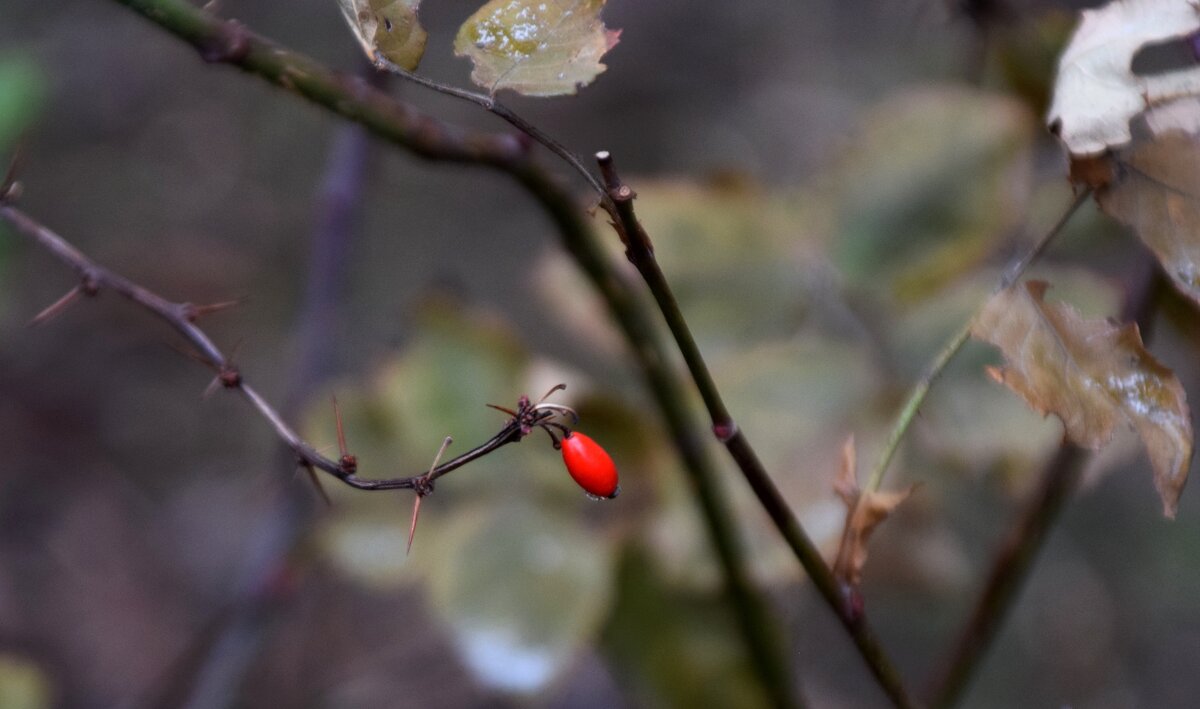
[596,151,914,709]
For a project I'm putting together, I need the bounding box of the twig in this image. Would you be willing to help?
[923,251,1162,708]
[596,151,914,709]
[375,58,614,214]
[0,202,557,493]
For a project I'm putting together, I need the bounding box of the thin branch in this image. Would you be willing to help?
[0,202,554,493]
[923,251,1162,708]
[596,151,914,709]
[864,187,1093,495]
[375,58,614,212]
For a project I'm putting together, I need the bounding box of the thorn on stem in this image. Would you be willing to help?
[301,462,332,507]
[407,436,452,555]
[332,395,357,474]
[29,285,85,327]
[182,297,244,323]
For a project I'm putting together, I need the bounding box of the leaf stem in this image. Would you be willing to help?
[376,58,613,211]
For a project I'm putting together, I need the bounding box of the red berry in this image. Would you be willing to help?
[560,432,619,499]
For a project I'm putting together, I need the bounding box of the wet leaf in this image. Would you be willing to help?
[1047,0,1200,156]
[1095,98,1200,305]
[832,436,914,590]
[338,0,427,70]
[427,499,616,694]
[896,268,1122,483]
[972,281,1193,517]
[454,0,620,96]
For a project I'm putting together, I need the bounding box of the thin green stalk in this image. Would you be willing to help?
[864,188,1093,494]
[103,1,797,705]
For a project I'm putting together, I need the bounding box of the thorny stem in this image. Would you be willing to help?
[597,152,914,709]
[863,187,1093,495]
[924,250,1162,709]
[0,203,561,493]
[56,2,798,704]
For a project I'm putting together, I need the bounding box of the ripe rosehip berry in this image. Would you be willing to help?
[560,432,619,499]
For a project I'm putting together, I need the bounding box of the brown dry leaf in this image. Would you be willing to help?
[972,281,1193,517]
[1094,98,1200,305]
[832,436,914,589]
[454,0,620,96]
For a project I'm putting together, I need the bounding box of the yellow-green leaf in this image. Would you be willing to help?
[972,281,1193,517]
[454,0,620,97]
[338,0,427,71]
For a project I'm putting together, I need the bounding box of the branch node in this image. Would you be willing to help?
[712,420,739,442]
[80,273,101,297]
[199,19,250,64]
[218,365,242,389]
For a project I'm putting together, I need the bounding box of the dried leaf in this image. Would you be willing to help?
[832,436,914,589]
[454,0,620,97]
[338,0,427,71]
[1095,98,1200,305]
[972,281,1193,517]
[1047,0,1200,156]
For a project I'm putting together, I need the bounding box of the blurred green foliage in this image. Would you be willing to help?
[0,54,44,310]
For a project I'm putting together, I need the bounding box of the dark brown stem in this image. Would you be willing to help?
[596,151,915,708]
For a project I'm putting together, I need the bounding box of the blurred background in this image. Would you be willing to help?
[2,0,1200,707]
